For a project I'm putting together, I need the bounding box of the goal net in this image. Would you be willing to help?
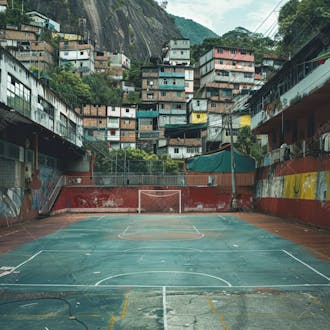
[138,190,182,213]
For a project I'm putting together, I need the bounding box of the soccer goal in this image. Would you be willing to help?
[138,190,182,213]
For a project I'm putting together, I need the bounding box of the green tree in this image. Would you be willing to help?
[234,126,267,165]
[0,6,30,28]
[277,0,330,56]
[124,61,143,88]
[83,73,122,105]
[49,70,92,108]
[191,27,278,64]
[90,144,179,174]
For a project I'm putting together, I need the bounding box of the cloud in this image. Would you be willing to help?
[166,0,281,36]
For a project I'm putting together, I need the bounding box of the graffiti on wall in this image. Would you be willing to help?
[73,191,124,208]
[256,170,330,202]
[0,188,23,218]
[31,166,60,211]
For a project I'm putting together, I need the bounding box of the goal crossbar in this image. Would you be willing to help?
[138,189,182,213]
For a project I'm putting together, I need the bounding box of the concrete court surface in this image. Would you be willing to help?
[0,212,329,329]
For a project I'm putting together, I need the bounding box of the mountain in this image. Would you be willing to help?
[171,15,219,45]
[23,0,182,61]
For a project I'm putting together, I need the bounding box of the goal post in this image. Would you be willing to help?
[138,190,182,213]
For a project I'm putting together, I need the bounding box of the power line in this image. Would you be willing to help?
[253,0,284,34]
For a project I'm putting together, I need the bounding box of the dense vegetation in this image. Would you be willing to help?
[90,142,180,174]
[191,27,277,64]
[234,126,267,165]
[276,0,330,57]
[170,15,219,45]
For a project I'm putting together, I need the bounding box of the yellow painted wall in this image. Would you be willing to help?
[240,115,251,127]
[191,112,208,124]
[283,172,318,200]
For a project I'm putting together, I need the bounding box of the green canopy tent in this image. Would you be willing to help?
[185,145,256,173]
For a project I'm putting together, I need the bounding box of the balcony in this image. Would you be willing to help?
[159,71,185,78]
[158,83,185,90]
[252,59,330,131]
[159,109,186,115]
[136,110,159,118]
[138,131,160,139]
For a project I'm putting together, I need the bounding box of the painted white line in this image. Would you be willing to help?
[163,286,168,330]
[42,249,282,254]
[96,215,107,221]
[122,226,130,235]
[0,230,19,238]
[59,229,119,232]
[217,215,228,221]
[282,250,330,282]
[95,271,232,287]
[193,226,200,234]
[1,283,330,289]
[0,251,43,278]
[193,225,205,238]
[21,302,38,307]
[123,247,203,253]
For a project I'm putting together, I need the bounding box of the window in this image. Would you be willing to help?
[230,49,237,55]
[160,104,165,109]
[125,108,130,113]
[218,71,229,77]
[175,104,182,109]
[147,93,154,99]
[244,72,253,78]
[187,147,199,153]
[109,118,118,124]
[176,91,181,97]
[7,74,31,115]
[211,102,216,108]
[174,147,179,153]
[110,130,116,136]
[196,100,200,106]
[164,79,168,85]
[241,50,247,55]
[161,91,166,96]
[196,114,201,119]
[232,61,237,66]
[217,48,223,53]
[125,119,130,125]
[80,51,84,55]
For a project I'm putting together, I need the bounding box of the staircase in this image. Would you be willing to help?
[39,176,64,216]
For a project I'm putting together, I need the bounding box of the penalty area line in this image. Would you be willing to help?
[282,250,330,282]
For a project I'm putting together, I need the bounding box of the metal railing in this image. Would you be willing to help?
[39,175,64,215]
[64,173,255,187]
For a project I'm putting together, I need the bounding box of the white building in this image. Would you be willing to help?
[0,0,7,12]
[59,40,95,77]
[162,39,191,66]
[26,11,60,32]
[0,46,83,147]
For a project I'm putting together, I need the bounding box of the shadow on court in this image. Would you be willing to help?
[0,214,329,329]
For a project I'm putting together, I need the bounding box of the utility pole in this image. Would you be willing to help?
[229,106,237,211]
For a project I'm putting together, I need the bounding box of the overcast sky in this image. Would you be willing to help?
[165,0,286,37]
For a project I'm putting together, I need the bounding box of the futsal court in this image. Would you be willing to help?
[0,214,329,329]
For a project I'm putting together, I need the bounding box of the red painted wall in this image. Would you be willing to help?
[256,155,330,228]
[53,186,254,213]
[256,198,330,228]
